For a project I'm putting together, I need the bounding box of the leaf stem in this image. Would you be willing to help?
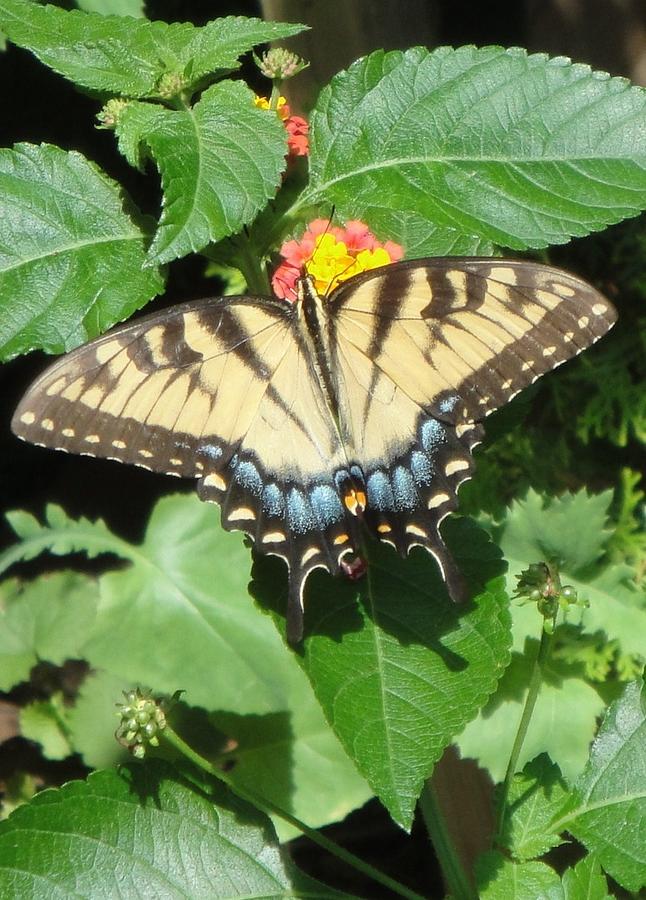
[419,780,478,900]
[496,625,553,839]
[161,724,426,900]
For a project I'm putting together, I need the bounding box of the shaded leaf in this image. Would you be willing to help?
[0,143,163,360]
[116,82,286,265]
[560,855,611,900]
[457,650,606,783]
[555,679,646,893]
[0,761,339,897]
[0,572,97,690]
[19,696,72,761]
[0,0,305,97]
[253,517,511,830]
[305,46,646,256]
[209,667,372,841]
[67,669,133,770]
[499,755,568,861]
[476,851,561,899]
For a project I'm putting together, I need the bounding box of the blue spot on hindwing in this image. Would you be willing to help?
[411,450,434,485]
[439,394,459,414]
[421,418,446,453]
[366,470,394,511]
[262,483,284,518]
[310,484,344,527]
[287,488,313,534]
[235,460,262,496]
[392,466,417,510]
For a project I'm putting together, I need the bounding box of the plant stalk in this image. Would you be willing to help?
[162,724,426,900]
[496,625,553,839]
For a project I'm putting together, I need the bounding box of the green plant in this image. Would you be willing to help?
[0,2,645,897]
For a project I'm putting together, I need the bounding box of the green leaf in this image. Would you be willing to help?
[0,572,97,690]
[19,696,72,761]
[304,46,646,256]
[497,489,646,659]
[116,82,287,265]
[0,1,305,97]
[0,143,163,360]
[560,855,611,900]
[499,755,568,860]
[209,667,372,842]
[76,0,145,16]
[456,649,606,783]
[253,517,511,830]
[555,679,646,894]
[66,669,131,770]
[0,495,302,715]
[0,761,337,897]
[476,851,561,899]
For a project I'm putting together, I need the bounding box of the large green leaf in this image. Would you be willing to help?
[0,761,340,897]
[0,1,305,97]
[253,517,511,830]
[456,649,606,783]
[560,855,611,900]
[116,82,287,265]
[0,572,97,690]
[303,46,646,256]
[554,679,646,893]
[0,143,163,360]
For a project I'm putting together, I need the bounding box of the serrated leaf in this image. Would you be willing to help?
[20,696,72,761]
[0,1,305,97]
[476,851,561,899]
[116,82,287,265]
[0,143,163,360]
[500,755,568,861]
[456,650,606,783]
[253,517,511,830]
[496,489,646,659]
[554,679,646,893]
[560,855,611,900]
[500,490,613,575]
[0,761,339,897]
[0,505,126,577]
[0,572,97,690]
[303,46,646,255]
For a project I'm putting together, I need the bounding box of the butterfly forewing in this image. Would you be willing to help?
[332,258,616,424]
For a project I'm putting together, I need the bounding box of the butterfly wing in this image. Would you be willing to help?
[329,258,616,595]
[12,296,361,640]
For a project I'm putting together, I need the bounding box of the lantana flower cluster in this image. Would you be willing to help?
[272,219,404,300]
[254,95,309,158]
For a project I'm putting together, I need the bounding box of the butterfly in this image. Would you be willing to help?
[12,258,616,642]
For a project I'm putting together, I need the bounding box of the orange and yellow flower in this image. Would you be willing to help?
[272,219,404,300]
[254,95,309,158]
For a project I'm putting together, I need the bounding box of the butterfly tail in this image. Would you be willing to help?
[286,573,306,645]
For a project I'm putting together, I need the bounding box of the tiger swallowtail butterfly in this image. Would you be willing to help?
[12,258,616,642]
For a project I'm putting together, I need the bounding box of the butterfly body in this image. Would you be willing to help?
[12,258,616,642]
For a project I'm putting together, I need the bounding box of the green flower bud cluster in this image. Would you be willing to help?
[115,688,167,759]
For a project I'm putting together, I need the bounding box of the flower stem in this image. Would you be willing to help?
[161,724,426,900]
[496,625,553,839]
[419,780,478,900]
